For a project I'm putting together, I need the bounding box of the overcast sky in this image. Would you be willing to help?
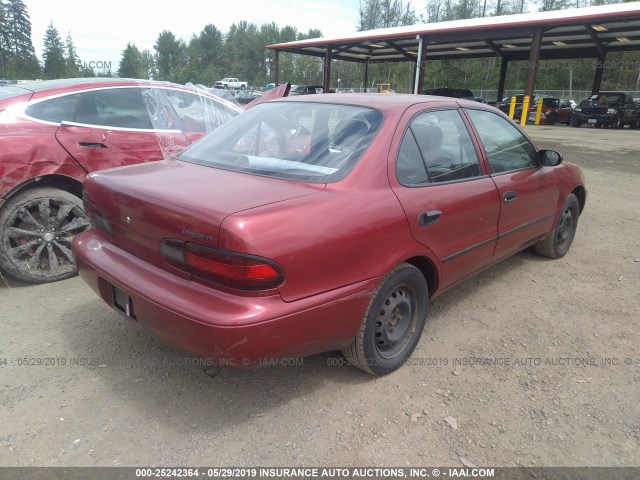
[24,0,362,72]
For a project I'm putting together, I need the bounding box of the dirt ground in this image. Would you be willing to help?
[1,124,639,468]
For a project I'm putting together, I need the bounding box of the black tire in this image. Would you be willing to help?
[570,115,580,127]
[595,123,603,128]
[633,116,640,130]
[342,263,428,375]
[534,194,580,259]
[0,187,90,283]
[547,113,556,125]
[609,114,622,129]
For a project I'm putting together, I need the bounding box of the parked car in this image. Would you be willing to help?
[571,91,640,129]
[234,89,262,105]
[527,98,573,125]
[73,94,586,375]
[496,94,549,119]
[214,78,248,90]
[0,78,244,284]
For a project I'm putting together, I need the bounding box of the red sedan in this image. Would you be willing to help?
[74,94,586,375]
[0,78,242,283]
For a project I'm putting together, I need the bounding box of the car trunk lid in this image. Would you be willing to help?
[83,158,324,270]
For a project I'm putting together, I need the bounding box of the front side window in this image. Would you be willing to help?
[397,109,483,185]
[75,88,153,129]
[178,102,383,183]
[466,109,536,174]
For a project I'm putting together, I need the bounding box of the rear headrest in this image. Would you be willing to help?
[333,119,369,146]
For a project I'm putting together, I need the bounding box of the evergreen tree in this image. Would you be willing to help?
[42,22,66,79]
[2,0,40,79]
[141,49,156,79]
[118,42,143,78]
[65,32,81,77]
[154,30,186,82]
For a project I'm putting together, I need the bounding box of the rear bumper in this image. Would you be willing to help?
[73,230,379,366]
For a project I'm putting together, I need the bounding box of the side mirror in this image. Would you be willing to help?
[540,149,563,167]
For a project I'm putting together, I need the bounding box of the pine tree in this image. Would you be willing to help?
[42,22,66,79]
[154,30,186,82]
[2,0,40,79]
[118,43,143,78]
[65,32,81,77]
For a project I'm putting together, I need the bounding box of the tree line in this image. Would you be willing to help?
[1,0,638,97]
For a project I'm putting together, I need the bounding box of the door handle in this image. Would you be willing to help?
[78,142,107,148]
[503,191,517,203]
[419,210,441,227]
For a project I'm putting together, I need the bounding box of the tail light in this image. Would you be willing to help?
[160,239,284,290]
[82,191,113,236]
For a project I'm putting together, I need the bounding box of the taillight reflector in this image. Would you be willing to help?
[160,239,284,290]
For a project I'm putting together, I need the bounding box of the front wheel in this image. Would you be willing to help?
[0,187,90,283]
[342,263,428,375]
[534,194,580,259]
[547,113,556,125]
[609,114,622,129]
[570,115,580,127]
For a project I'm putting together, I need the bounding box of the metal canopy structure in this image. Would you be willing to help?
[266,2,640,105]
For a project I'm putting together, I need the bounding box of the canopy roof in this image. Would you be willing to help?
[266,3,640,63]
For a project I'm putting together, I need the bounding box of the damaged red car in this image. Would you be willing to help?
[0,78,242,283]
[74,94,586,374]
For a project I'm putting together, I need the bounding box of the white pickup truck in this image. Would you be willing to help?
[214,78,248,89]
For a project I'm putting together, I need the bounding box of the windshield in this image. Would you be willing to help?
[590,93,625,104]
[177,102,383,183]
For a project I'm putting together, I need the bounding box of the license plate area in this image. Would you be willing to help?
[113,286,137,320]
[588,119,597,124]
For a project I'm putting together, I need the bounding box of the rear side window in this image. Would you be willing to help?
[397,109,483,185]
[75,88,153,129]
[25,94,79,123]
[466,109,536,174]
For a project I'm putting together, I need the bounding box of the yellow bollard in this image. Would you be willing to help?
[534,98,544,125]
[508,96,517,119]
[520,95,530,126]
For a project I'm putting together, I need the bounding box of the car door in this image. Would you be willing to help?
[465,109,560,259]
[390,107,501,289]
[55,87,189,173]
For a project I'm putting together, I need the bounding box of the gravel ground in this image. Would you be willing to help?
[0,125,639,468]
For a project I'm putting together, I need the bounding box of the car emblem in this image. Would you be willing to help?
[125,216,131,224]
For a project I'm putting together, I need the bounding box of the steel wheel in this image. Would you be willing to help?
[0,188,90,283]
[342,263,428,375]
[534,194,580,259]
[374,285,419,359]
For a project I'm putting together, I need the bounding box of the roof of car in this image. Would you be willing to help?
[10,78,212,97]
[271,92,478,111]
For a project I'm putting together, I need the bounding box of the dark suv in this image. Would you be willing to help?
[571,92,640,129]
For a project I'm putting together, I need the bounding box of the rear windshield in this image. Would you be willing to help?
[178,102,383,183]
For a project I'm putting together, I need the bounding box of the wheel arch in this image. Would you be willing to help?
[571,185,586,215]
[403,255,439,296]
[1,175,83,208]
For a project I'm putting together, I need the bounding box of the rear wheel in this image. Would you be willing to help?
[0,187,90,283]
[570,115,580,127]
[342,263,428,375]
[633,115,640,129]
[534,194,579,259]
[547,113,556,125]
